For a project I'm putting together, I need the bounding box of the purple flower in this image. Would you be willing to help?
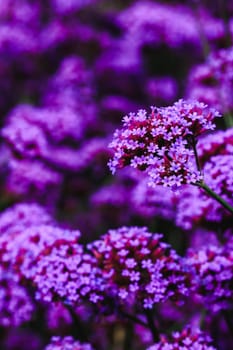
[0,267,34,327]
[31,236,104,305]
[186,47,233,114]
[44,336,94,350]
[145,77,178,105]
[51,0,96,15]
[88,226,191,309]
[131,176,178,220]
[118,2,224,49]
[0,202,53,234]
[197,128,233,165]
[147,326,216,350]
[176,155,233,230]
[108,99,220,188]
[6,159,62,206]
[186,243,233,309]
[0,222,81,280]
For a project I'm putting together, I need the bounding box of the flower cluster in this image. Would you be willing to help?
[131,177,178,220]
[197,128,233,165]
[0,267,34,327]
[44,336,94,350]
[1,54,99,206]
[176,155,233,230]
[0,202,54,234]
[147,327,217,350]
[89,226,191,309]
[32,235,104,304]
[186,243,233,308]
[0,221,81,281]
[187,47,233,114]
[118,2,225,49]
[109,99,220,188]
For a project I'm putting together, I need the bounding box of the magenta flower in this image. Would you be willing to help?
[0,223,81,280]
[187,47,233,114]
[88,226,191,309]
[0,267,34,327]
[109,99,220,188]
[147,327,216,350]
[44,336,94,350]
[32,236,104,305]
[186,242,233,309]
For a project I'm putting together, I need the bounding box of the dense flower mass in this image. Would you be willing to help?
[187,47,233,114]
[89,226,191,308]
[0,202,53,234]
[0,223,81,280]
[118,2,225,49]
[186,243,233,308]
[0,267,34,327]
[176,155,233,230]
[147,327,217,350]
[44,336,94,350]
[197,128,233,165]
[108,99,220,188]
[32,235,104,304]
[131,177,178,220]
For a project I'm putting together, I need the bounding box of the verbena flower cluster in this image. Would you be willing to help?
[32,236,104,304]
[187,47,233,114]
[44,336,94,350]
[0,267,34,327]
[109,99,220,188]
[0,222,81,280]
[0,0,233,349]
[147,327,217,350]
[88,226,191,309]
[186,243,233,309]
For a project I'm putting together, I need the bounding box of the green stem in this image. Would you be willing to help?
[191,0,210,58]
[223,112,233,128]
[199,308,207,330]
[196,181,233,214]
[191,136,202,175]
[145,310,160,343]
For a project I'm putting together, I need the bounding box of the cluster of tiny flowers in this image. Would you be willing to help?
[0,223,81,280]
[131,177,178,220]
[197,128,233,165]
[109,99,220,189]
[186,244,233,308]
[147,327,217,350]
[88,226,191,309]
[118,2,224,49]
[175,154,233,230]
[0,267,34,327]
[0,202,53,234]
[44,336,94,350]
[32,237,104,304]
[204,155,233,200]
[187,47,233,114]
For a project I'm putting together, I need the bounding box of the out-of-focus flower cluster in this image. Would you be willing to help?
[187,47,233,115]
[186,242,233,310]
